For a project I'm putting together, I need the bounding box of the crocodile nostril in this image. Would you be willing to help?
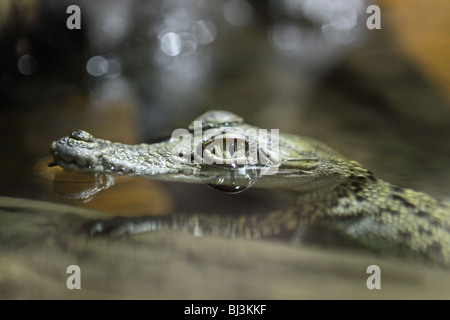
[70,130,94,142]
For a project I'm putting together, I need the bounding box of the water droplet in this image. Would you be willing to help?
[206,167,260,194]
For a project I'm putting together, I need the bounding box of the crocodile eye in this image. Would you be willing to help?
[202,133,251,166]
[226,138,247,158]
[70,130,94,142]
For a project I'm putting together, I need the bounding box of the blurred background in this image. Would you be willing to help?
[0,0,449,214]
[0,0,449,300]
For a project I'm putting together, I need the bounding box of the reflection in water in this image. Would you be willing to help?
[36,157,117,202]
[43,160,307,243]
[35,156,174,216]
[41,155,264,198]
[39,154,450,268]
[53,173,115,202]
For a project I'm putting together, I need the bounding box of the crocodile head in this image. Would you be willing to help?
[51,110,350,193]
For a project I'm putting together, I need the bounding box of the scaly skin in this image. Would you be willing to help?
[50,110,450,266]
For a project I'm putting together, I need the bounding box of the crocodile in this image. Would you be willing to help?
[50,110,450,266]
